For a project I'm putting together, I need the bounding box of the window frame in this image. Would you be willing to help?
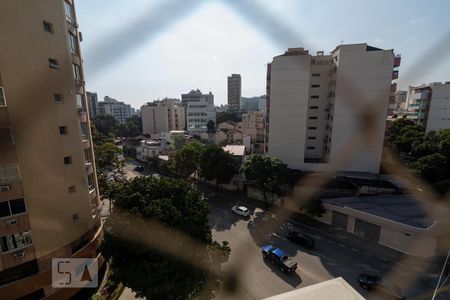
[48,58,59,69]
[43,21,54,33]
[0,128,14,146]
[0,230,33,254]
[0,87,6,106]
[0,164,21,184]
[64,156,73,165]
[0,198,27,220]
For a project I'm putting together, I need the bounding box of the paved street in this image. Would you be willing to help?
[116,161,444,299]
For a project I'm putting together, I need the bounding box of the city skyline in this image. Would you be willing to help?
[77,0,450,108]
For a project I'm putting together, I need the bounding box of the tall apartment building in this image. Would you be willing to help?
[181,89,216,135]
[227,74,241,112]
[242,111,265,154]
[407,82,450,132]
[141,98,185,135]
[267,44,400,173]
[86,91,98,119]
[240,96,267,114]
[395,90,408,111]
[97,96,135,124]
[0,1,102,299]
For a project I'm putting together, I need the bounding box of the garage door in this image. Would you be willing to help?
[354,219,381,242]
[331,211,348,230]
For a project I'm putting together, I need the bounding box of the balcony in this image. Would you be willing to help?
[394,55,401,67]
[85,162,94,174]
[392,70,399,80]
[391,83,397,92]
[74,79,85,94]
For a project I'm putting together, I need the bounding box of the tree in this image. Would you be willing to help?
[92,115,119,136]
[300,197,326,218]
[207,120,216,133]
[94,142,123,172]
[101,176,230,299]
[240,155,288,206]
[125,115,142,137]
[171,141,204,177]
[411,153,449,184]
[199,145,238,186]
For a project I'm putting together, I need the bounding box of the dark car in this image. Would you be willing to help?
[134,165,144,172]
[287,230,315,249]
[262,245,297,274]
[358,273,404,299]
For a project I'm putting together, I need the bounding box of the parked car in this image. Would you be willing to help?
[232,205,250,217]
[357,273,404,299]
[287,230,315,249]
[262,245,297,274]
[134,165,144,172]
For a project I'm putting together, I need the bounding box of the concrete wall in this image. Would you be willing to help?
[426,83,450,132]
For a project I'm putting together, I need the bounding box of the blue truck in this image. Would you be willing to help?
[261,245,297,274]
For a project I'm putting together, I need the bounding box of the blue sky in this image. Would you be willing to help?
[76,0,450,108]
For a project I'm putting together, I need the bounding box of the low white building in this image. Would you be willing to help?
[136,140,166,162]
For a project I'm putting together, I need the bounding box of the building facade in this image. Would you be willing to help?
[0,1,102,299]
[86,91,98,119]
[394,90,408,111]
[240,96,267,114]
[141,98,185,135]
[97,96,135,124]
[267,44,400,174]
[242,111,265,154]
[181,89,216,135]
[227,74,241,112]
[407,82,450,132]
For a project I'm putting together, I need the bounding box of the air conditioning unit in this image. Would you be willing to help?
[0,185,10,192]
[8,219,18,225]
[13,250,25,258]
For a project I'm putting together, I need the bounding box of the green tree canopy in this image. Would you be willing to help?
[199,145,238,185]
[92,114,119,136]
[171,141,204,176]
[411,153,449,184]
[240,155,288,206]
[101,177,230,299]
[94,142,123,172]
[207,120,216,133]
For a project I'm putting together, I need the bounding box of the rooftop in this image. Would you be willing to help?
[324,195,435,228]
[222,145,246,156]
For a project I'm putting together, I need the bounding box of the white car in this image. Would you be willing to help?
[232,205,250,217]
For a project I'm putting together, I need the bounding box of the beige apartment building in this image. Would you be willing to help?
[406,82,450,132]
[0,1,103,299]
[267,44,400,174]
[242,111,265,154]
[141,98,185,136]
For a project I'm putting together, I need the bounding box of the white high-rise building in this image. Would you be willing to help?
[141,98,185,135]
[267,44,400,174]
[97,96,136,124]
[407,82,450,132]
[181,89,216,135]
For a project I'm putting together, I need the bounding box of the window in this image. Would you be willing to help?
[68,185,76,193]
[54,94,63,103]
[0,87,6,106]
[0,198,27,218]
[9,199,26,215]
[308,137,316,140]
[311,84,320,88]
[84,149,92,163]
[80,122,88,139]
[0,202,10,218]
[0,128,14,146]
[312,73,321,77]
[310,95,319,99]
[0,164,20,183]
[76,94,84,109]
[59,126,68,135]
[309,106,319,109]
[308,126,317,130]
[43,21,53,33]
[87,174,95,190]
[48,58,59,69]
[64,156,72,165]
[0,231,32,253]
[68,32,78,54]
[72,213,80,221]
[73,64,81,80]
[307,146,315,150]
[309,116,318,120]
[64,1,75,23]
